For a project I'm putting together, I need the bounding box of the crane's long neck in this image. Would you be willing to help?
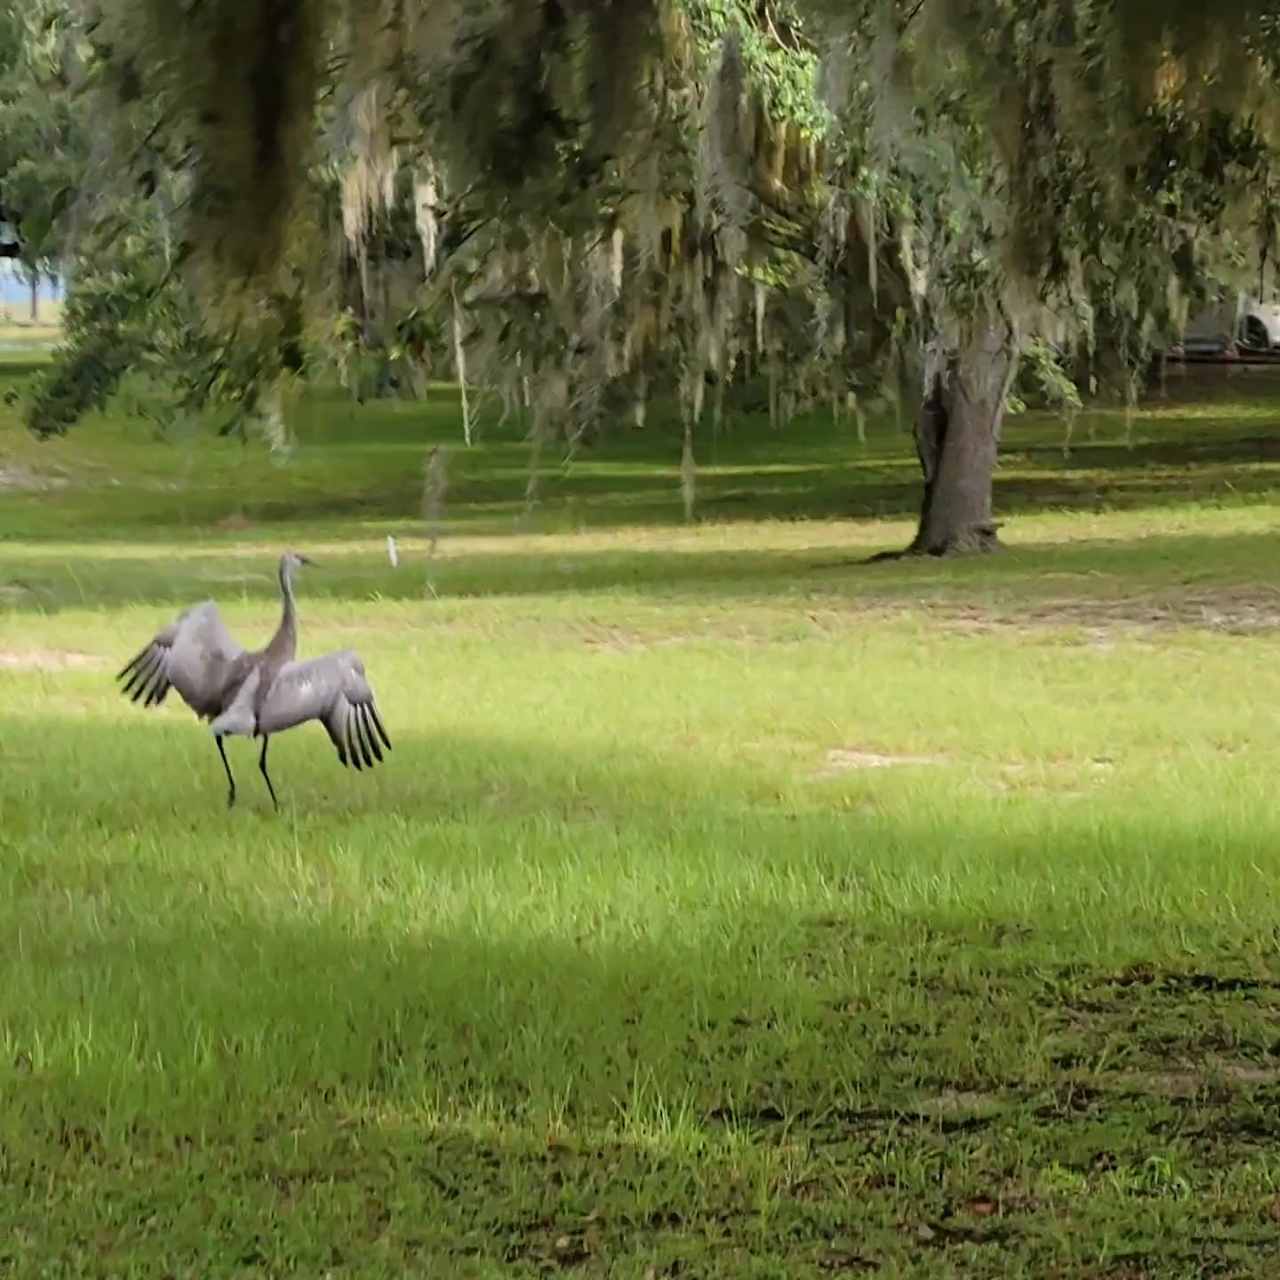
[266,559,298,662]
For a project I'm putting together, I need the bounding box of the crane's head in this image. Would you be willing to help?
[279,551,315,586]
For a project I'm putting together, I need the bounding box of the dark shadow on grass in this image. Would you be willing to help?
[12,375,1280,543]
[1015,433,1280,470]
[16,454,1280,540]
[6,715,1280,1272]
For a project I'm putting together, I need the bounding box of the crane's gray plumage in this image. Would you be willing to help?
[118,600,249,718]
[116,551,390,807]
[255,651,391,769]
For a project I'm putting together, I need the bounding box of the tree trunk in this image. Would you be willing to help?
[28,273,38,323]
[909,324,1015,556]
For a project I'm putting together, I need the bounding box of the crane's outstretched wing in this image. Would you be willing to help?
[117,602,247,719]
[256,649,392,770]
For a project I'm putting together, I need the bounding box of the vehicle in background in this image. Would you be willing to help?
[1175,292,1280,356]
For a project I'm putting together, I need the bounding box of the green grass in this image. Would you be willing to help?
[5,365,1280,1276]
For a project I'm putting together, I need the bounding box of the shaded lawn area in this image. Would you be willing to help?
[4,361,1280,544]
[3,366,1280,1276]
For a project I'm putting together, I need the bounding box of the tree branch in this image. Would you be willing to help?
[900,0,927,34]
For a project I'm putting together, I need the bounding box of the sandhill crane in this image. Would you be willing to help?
[116,551,391,808]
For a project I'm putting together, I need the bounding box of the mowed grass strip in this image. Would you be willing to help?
[3,370,1280,1275]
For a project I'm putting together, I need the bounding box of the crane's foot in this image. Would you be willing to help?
[216,734,237,811]
[258,736,280,812]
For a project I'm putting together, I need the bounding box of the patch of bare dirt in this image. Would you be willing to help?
[933,586,1280,637]
[814,748,948,778]
[1082,1063,1280,1098]
[578,623,694,653]
[991,758,1115,794]
[580,624,652,653]
[0,649,105,671]
[797,587,1280,641]
[913,1089,1002,1117]
[215,512,253,530]
[0,463,68,492]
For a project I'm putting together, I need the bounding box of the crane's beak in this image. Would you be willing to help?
[299,555,316,567]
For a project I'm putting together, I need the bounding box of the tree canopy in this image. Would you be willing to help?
[10,0,1280,549]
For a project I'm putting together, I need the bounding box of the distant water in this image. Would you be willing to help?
[0,269,62,306]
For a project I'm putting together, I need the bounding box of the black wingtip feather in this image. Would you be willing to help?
[353,708,374,768]
[369,705,391,750]
[355,705,381,765]
[123,650,162,700]
[346,711,363,771]
[129,660,161,702]
[129,671,157,704]
[120,660,151,697]
[117,649,147,682]
[360,706,383,763]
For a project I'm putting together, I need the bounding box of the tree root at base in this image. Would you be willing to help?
[863,522,1003,563]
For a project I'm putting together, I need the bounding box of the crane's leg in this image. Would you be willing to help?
[216,734,236,809]
[257,735,279,811]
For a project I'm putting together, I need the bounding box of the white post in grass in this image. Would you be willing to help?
[451,280,472,447]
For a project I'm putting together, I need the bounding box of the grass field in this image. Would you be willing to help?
[0,302,63,356]
[5,362,1280,1276]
